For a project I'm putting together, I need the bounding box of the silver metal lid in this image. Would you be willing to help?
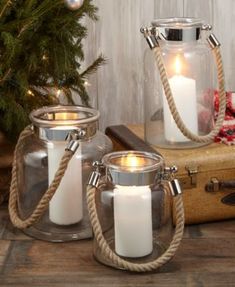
[30,105,99,141]
[152,18,204,42]
[102,151,164,186]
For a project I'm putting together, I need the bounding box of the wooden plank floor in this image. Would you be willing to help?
[0,204,235,287]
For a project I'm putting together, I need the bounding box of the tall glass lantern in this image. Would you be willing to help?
[9,105,112,242]
[142,18,225,149]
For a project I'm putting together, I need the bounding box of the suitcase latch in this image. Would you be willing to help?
[205,178,235,192]
[179,165,198,189]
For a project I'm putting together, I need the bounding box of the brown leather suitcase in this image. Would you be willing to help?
[106,124,235,224]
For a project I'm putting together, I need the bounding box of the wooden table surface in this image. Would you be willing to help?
[0,204,235,287]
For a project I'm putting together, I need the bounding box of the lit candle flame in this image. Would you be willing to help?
[174,55,181,75]
[55,112,68,120]
[126,154,139,167]
[121,154,146,170]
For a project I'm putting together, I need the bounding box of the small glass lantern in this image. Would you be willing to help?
[10,105,112,242]
[142,18,224,149]
[88,151,184,271]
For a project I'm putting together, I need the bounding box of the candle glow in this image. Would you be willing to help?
[174,55,181,75]
[120,154,147,171]
[163,54,198,142]
[114,153,153,258]
[49,141,83,225]
[48,119,83,225]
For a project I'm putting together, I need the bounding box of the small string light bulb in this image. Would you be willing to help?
[27,90,34,96]
[42,54,48,61]
[56,89,62,97]
[84,80,91,87]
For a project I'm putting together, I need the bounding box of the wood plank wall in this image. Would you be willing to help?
[82,0,234,131]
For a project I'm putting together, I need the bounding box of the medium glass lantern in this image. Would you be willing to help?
[87,151,184,272]
[142,18,225,149]
[9,105,112,242]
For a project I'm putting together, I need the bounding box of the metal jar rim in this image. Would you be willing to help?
[30,105,100,128]
[29,105,99,141]
[152,17,204,42]
[152,17,203,29]
[102,151,164,186]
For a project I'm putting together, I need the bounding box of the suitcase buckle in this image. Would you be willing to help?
[179,164,198,189]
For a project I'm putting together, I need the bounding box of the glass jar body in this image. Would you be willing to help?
[144,39,214,149]
[16,106,112,242]
[93,180,173,268]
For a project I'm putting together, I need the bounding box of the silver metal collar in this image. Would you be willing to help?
[152,18,204,42]
[102,151,164,186]
[30,105,99,142]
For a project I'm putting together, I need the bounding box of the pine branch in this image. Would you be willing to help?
[62,87,75,104]
[0,0,12,18]
[76,0,98,21]
[0,0,103,141]
[31,0,63,19]
[80,54,106,77]
[0,68,11,84]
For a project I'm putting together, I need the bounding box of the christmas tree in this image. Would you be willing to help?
[0,0,104,141]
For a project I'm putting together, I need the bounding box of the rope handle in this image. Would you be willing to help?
[8,126,75,229]
[152,44,226,143]
[87,184,185,272]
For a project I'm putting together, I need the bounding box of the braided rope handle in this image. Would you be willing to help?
[87,184,184,272]
[8,126,74,229]
[154,46,226,143]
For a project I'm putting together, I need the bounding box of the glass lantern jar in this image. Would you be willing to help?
[91,151,182,270]
[14,105,112,242]
[143,18,215,149]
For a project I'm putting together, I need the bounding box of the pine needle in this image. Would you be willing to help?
[0,0,104,141]
[80,54,106,77]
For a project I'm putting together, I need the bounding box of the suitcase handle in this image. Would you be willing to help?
[205,178,235,192]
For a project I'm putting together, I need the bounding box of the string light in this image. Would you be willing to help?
[84,80,91,87]
[56,89,62,97]
[42,54,48,61]
[27,89,34,96]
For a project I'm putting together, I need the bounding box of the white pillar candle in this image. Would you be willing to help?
[163,56,198,142]
[48,142,83,225]
[114,185,153,258]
